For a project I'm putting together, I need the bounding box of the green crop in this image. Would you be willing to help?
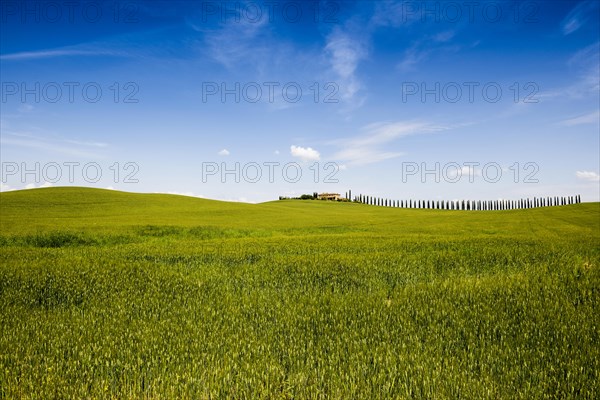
[1,187,598,399]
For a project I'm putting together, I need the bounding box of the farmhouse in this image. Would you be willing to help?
[317,193,341,201]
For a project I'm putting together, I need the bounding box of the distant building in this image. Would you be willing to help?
[318,193,341,201]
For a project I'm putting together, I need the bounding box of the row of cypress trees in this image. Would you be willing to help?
[352,194,581,210]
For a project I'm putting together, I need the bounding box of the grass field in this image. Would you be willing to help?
[1,187,598,399]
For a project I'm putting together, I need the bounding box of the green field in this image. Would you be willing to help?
[1,187,598,399]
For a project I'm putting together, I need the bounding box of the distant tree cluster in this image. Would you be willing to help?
[278,194,316,200]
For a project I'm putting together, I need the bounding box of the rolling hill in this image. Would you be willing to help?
[1,187,598,398]
[1,186,598,237]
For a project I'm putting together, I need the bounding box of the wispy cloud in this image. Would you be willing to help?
[560,110,600,126]
[218,149,230,156]
[332,120,451,165]
[538,42,599,100]
[397,32,459,72]
[0,182,54,192]
[192,7,304,77]
[64,139,108,147]
[397,44,431,72]
[164,191,206,198]
[17,104,34,113]
[195,13,270,70]
[0,131,108,158]
[0,48,124,61]
[192,12,315,111]
[25,182,53,190]
[576,171,600,182]
[561,1,599,35]
[370,0,422,27]
[324,26,368,104]
[568,41,600,93]
[433,30,455,43]
[1,26,183,61]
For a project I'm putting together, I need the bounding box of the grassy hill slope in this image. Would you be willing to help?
[1,187,599,398]
[1,186,598,238]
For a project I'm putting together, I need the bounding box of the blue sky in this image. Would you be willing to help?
[1,0,599,203]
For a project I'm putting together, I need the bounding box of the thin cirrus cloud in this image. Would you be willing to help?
[324,26,368,104]
[535,42,599,101]
[396,44,431,72]
[0,26,184,61]
[1,131,108,158]
[397,30,460,72]
[561,1,600,35]
[568,41,600,92]
[575,171,600,182]
[560,110,600,126]
[332,120,451,166]
[192,11,304,76]
[193,14,269,69]
[0,48,123,61]
[218,149,230,156]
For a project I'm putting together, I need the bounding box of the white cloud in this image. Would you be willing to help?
[334,147,402,165]
[433,30,455,43]
[218,149,230,156]
[325,27,367,103]
[197,13,269,69]
[21,182,53,190]
[18,104,34,113]
[370,1,422,27]
[397,44,430,72]
[576,171,600,182]
[560,110,600,126]
[355,121,445,146]
[561,1,599,35]
[0,28,175,62]
[536,42,599,101]
[1,131,107,158]
[65,139,108,147]
[568,42,600,92]
[446,165,480,179]
[211,195,254,203]
[196,9,306,80]
[0,182,55,191]
[274,150,280,155]
[0,33,147,61]
[290,145,320,162]
[0,49,116,61]
[396,29,460,73]
[165,191,206,198]
[332,120,452,165]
